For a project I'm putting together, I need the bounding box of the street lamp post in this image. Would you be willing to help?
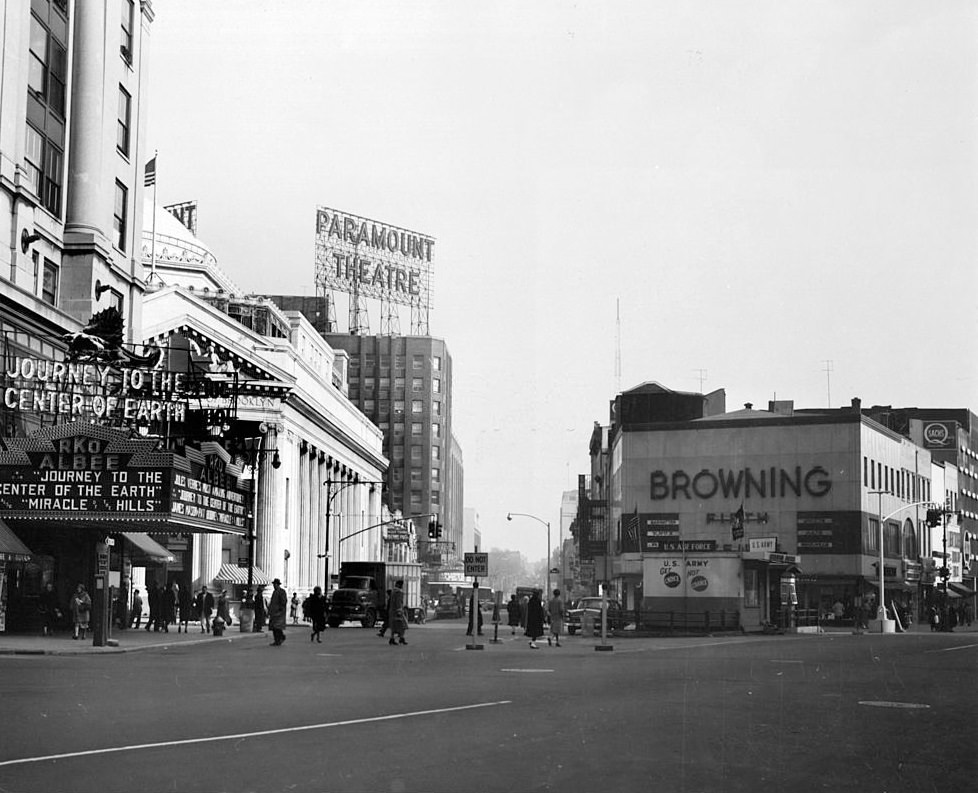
[507,512,551,597]
[242,437,281,595]
[321,476,384,590]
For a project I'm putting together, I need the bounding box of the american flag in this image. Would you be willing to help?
[624,508,640,552]
[731,504,745,540]
[144,156,157,187]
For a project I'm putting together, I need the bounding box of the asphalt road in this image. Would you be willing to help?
[1,620,975,793]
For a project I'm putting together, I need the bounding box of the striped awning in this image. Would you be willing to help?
[0,518,32,562]
[216,562,270,585]
[122,533,174,563]
[949,582,976,598]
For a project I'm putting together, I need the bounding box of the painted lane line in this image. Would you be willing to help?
[0,700,512,768]
[858,701,930,709]
[769,660,804,664]
[500,669,554,673]
[925,643,978,653]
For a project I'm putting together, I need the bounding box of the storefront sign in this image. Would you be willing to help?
[643,556,741,598]
[644,539,717,552]
[650,465,832,501]
[749,537,777,553]
[797,512,862,554]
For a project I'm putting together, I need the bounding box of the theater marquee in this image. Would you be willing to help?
[0,422,250,534]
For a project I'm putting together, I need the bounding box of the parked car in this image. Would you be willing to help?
[566,597,625,635]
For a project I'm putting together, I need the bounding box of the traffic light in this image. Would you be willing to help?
[427,520,436,539]
[435,521,442,539]
[926,509,942,528]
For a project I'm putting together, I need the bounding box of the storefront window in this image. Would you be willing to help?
[744,569,759,607]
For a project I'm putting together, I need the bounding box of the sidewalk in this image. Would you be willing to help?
[0,624,271,655]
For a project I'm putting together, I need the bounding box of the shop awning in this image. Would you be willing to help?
[215,562,270,586]
[122,533,174,563]
[949,582,976,598]
[0,518,33,562]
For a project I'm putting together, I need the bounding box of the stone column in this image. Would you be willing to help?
[256,430,282,581]
[196,533,222,589]
[297,446,309,591]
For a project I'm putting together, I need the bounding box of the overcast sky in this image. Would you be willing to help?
[145,1,978,562]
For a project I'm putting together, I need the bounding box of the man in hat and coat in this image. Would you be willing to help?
[268,578,288,646]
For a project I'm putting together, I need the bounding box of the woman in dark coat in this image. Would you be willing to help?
[525,589,545,649]
[506,594,521,635]
[306,586,328,643]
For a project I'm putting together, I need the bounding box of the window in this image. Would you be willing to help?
[431,445,440,461]
[410,491,422,507]
[379,421,390,433]
[393,422,404,436]
[410,469,422,486]
[431,423,441,439]
[863,457,868,486]
[394,356,405,370]
[431,467,440,483]
[41,259,58,305]
[411,422,423,436]
[117,86,131,155]
[433,356,442,371]
[120,0,134,62]
[393,400,405,414]
[380,377,390,388]
[364,399,375,413]
[411,400,423,414]
[431,491,440,505]
[410,446,422,461]
[433,378,441,394]
[106,287,124,314]
[365,356,375,367]
[433,401,442,417]
[29,13,67,115]
[394,377,405,391]
[113,181,128,251]
[412,378,424,392]
[413,355,424,370]
[392,445,404,460]
[364,377,375,391]
[24,124,63,216]
[865,518,879,552]
[884,521,900,556]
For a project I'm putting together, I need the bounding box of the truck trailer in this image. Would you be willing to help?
[327,561,423,628]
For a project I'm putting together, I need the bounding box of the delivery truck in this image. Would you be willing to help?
[327,561,423,628]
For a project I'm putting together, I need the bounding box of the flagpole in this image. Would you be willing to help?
[149,150,158,284]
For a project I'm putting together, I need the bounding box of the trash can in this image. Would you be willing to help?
[238,607,254,633]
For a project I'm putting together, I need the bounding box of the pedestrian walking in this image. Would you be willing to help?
[547,589,565,647]
[129,588,143,629]
[388,580,408,645]
[520,594,530,634]
[253,585,267,632]
[162,581,178,632]
[70,583,92,640]
[525,589,545,649]
[377,589,392,637]
[146,583,160,632]
[38,582,61,636]
[178,584,193,633]
[268,578,288,646]
[306,586,328,643]
[195,586,214,633]
[290,592,300,625]
[506,594,521,635]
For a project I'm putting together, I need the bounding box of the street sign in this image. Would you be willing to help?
[237,557,249,567]
[464,552,488,576]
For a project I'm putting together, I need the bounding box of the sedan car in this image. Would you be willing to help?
[565,597,625,635]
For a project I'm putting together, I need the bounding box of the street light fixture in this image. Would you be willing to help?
[321,476,384,590]
[240,438,281,595]
[507,512,552,598]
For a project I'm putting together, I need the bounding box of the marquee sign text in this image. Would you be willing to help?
[650,465,832,501]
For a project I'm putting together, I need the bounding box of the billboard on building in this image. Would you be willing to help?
[920,420,957,450]
[314,207,433,309]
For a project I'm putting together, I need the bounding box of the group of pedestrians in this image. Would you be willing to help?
[376,580,409,645]
[505,589,566,649]
[129,583,229,635]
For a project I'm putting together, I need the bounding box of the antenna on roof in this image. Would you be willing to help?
[615,298,622,393]
[822,359,833,407]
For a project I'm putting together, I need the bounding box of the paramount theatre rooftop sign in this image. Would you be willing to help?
[0,422,249,534]
[314,206,433,309]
